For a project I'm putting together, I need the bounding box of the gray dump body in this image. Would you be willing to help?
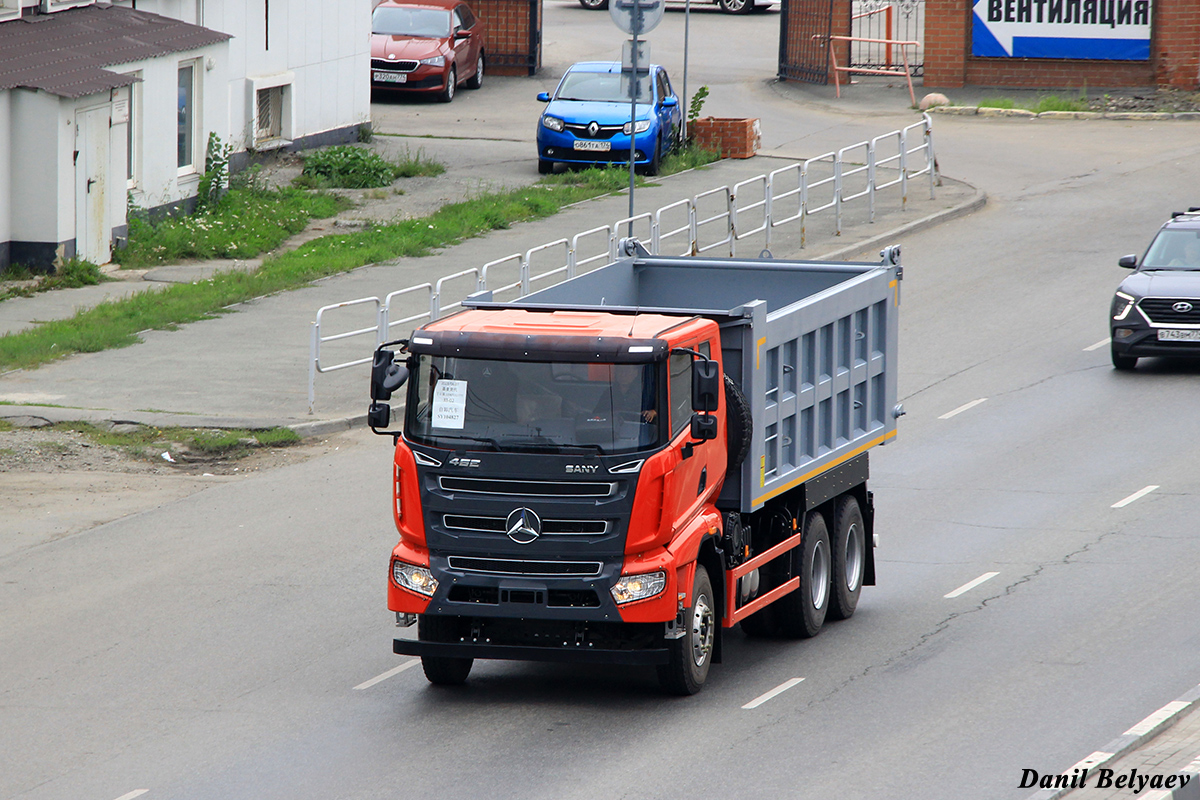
[465,249,901,514]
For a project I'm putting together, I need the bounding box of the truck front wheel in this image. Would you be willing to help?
[658,565,715,695]
[418,615,474,686]
[777,511,830,638]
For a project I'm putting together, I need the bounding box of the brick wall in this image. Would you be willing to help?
[691,117,762,158]
[924,0,1199,90]
[473,0,541,77]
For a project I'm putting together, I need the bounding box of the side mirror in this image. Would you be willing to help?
[368,402,391,429]
[370,349,410,401]
[662,96,678,108]
[1118,254,1138,269]
[453,29,469,40]
[692,359,720,413]
[691,413,718,441]
[537,92,551,102]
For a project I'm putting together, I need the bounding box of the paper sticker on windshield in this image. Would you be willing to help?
[431,379,467,429]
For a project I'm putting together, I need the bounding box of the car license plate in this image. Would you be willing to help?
[1157,329,1200,341]
[574,141,611,152]
[373,71,407,83]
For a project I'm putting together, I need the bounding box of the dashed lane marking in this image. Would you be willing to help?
[1084,338,1111,352]
[1112,485,1160,508]
[354,659,420,690]
[944,571,1000,599]
[742,678,805,709]
[113,792,149,800]
[939,398,988,419]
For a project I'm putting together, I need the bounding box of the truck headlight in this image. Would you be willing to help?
[419,55,445,67]
[541,115,564,132]
[622,120,651,135]
[393,561,438,596]
[610,571,665,604]
[1112,291,1136,321]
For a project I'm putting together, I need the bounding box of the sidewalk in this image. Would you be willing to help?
[0,135,983,435]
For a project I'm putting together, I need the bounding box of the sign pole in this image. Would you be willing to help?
[628,7,641,233]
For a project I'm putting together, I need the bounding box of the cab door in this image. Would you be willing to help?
[664,340,717,535]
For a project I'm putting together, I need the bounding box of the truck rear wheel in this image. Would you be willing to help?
[828,495,864,621]
[777,511,830,638]
[658,565,715,695]
[418,615,474,686]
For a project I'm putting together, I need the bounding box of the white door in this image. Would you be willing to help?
[75,105,112,265]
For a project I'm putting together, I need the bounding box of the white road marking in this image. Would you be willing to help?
[1084,337,1112,352]
[1071,751,1115,772]
[938,398,987,419]
[1112,485,1160,508]
[114,792,149,800]
[354,659,420,690]
[1125,701,1190,736]
[944,571,1000,599]
[742,677,805,709]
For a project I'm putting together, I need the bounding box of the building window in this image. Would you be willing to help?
[177,62,196,171]
[123,74,141,189]
[255,87,282,143]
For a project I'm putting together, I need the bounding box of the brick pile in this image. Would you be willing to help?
[690,117,762,159]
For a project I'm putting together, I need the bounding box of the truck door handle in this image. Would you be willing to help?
[697,467,707,495]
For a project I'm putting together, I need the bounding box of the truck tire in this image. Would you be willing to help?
[658,565,715,695]
[777,511,830,638]
[828,495,864,621]
[418,615,473,686]
[724,374,752,472]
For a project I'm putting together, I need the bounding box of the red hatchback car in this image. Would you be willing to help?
[371,0,486,102]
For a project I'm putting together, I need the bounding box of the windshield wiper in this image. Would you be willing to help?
[496,438,606,455]
[429,433,502,450]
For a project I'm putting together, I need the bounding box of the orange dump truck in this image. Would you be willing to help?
[367,242,903,694]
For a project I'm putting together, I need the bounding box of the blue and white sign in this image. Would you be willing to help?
[972,0,1152,60]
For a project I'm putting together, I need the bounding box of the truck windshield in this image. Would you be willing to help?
[406,355,663,455]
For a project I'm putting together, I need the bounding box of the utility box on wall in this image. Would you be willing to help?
[924,0,1199,89]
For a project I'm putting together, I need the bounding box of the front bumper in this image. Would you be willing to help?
[371,65,448,92]
[537,128,657,166]
[394,636,670,665]
[1112,326,1200,359]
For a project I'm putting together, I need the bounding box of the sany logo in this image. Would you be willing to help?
[566,464,599,474]
[449,457,481,468]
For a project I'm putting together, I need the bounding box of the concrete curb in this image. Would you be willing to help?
[1024,683,1200,800]
[927,106,1200,121]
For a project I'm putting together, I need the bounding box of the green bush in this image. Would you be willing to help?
[297,146,403,189]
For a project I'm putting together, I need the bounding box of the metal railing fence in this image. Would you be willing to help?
[307,115,937,413]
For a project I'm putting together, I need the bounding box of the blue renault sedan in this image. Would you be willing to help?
[536,61,682,176]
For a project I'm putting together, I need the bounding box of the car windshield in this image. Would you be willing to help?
[372,6,451,37]
[406,355,664,455]
[555,70,653,103]
[1142,229,1200,270]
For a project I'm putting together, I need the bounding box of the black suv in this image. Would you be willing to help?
[1110,208,1200,370]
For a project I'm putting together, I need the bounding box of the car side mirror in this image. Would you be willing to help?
[692,359,720,413]
[453,29,469,40]
[368,402,391,429]
[662,96,678,108]
[1118,254,1138,269]
[537,92,550,102]
[370,349,409,402]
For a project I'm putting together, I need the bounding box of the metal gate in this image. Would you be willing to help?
[850,0,924,76]
[778,0,837,85]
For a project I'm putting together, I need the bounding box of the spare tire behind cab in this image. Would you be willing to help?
[725,374,751,472]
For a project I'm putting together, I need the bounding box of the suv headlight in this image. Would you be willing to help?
[541,115,564,132]
[393,561,438,596]
[1112,291,1136,321]
[419,55,445,67]
[610,571,666,604]
[623,120,651,135]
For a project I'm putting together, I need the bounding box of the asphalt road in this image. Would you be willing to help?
[5,3,1200,799]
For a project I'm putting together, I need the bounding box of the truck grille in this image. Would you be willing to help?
[444,515,608,535]
[439,477,616,498]
[1141,298,1200,325]
[446,557,604,577]
[371,58,418,71]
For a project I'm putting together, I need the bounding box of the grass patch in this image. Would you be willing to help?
[0,420,14,432]
[663,143,721,174]
[48,421,301,459]
[1,259,109,302]
[977,94,1090,113]
[293,145,445,189]
[0,151,720,372]
[116,187,346,268]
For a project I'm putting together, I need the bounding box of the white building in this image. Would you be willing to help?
[0,0,370,270]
